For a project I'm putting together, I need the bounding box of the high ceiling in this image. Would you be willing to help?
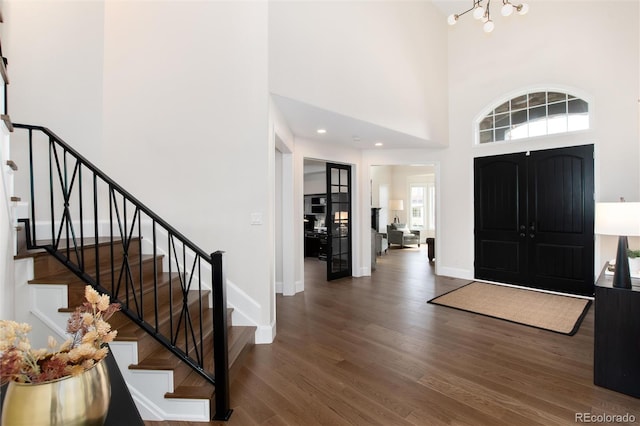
[271,1,458,151]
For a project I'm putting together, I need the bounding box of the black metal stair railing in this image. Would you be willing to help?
[13,123,232,421]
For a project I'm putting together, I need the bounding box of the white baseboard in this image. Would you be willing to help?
[255,321,276,344]
[357,266,370,277]
[437,266,474,280]
[226,278,277,343]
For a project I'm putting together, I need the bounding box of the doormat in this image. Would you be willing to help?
[428,282,591,335]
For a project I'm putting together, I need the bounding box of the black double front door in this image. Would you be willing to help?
[474,145,594,296]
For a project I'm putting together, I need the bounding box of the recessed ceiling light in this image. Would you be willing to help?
[316,128,327,134]
[374,142,383,147]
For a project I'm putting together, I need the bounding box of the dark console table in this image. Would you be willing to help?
[594,263,640,397]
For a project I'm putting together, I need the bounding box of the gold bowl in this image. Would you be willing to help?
[1,359,110,426]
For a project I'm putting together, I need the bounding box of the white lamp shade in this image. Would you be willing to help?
[483,20,495,33]
[501,3,514,16]
[334,211,348,222]
[389,200,404,211]
[595,202,640,236]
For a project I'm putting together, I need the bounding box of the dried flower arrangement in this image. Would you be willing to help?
[0,285,120,385]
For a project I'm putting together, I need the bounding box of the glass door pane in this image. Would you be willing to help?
[326,162,352,281]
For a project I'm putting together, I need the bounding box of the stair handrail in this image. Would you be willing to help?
[13,123,232,421]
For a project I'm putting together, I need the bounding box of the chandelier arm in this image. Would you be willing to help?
[455,5,477,19]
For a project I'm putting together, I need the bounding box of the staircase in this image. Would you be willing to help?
[16,232,255,421]
[8,123,255,421]
[0,19,254,417]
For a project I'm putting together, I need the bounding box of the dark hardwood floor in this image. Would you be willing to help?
[146,246,639,425]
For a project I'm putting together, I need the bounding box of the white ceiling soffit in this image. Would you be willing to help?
[271,94,441,150]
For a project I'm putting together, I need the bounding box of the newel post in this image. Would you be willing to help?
[211,251,232,420]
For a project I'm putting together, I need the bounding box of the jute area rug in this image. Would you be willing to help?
[428,282,592,335]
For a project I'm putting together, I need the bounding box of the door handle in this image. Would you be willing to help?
[519,225,526,237]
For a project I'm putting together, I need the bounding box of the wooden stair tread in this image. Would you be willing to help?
[130,356,179,371]
[168,325,255,385]
[166,386,214,400]
[26,238,254,418]
[28,254,158,284]
[15,237,136,259]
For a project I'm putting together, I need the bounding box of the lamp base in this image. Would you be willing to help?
[612,235,632,289]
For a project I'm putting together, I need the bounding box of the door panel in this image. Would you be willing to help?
[326,163,352,281]
[474,145,594,296]
[474,153,528,284]
[528,145,594,295]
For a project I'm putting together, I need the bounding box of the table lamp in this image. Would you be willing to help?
[389,200,404,224]
[595,201,640,289]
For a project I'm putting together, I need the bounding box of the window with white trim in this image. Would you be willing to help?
[409,183,435,231]
[478,91,589,144]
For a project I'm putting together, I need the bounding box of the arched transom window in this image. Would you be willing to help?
[478,91,589,144]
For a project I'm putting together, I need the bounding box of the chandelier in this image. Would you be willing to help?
[447,0,529,33]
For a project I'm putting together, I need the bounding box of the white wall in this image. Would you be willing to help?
[0,124,14,320]
[0,2,14,317]
[5,1,275,341]
[269,0,449,145]
[103,1,272,340]
[444,0,639,278]
[4,1,104,160]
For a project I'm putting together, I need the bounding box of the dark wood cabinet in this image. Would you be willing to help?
[594,264,640,397]
[304,232,327,260]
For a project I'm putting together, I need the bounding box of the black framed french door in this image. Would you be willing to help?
[326,162,352,281]
[474,144,595,296]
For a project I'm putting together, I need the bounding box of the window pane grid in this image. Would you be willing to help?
[478,91,589,144]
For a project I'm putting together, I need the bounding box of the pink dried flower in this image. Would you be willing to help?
[0,286,120,384]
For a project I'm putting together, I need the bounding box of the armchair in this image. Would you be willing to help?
[386,223,420,248]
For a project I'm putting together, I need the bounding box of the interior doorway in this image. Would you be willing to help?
[303,159,353,282]
[370,164,437,269]
[274,136,295,297]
